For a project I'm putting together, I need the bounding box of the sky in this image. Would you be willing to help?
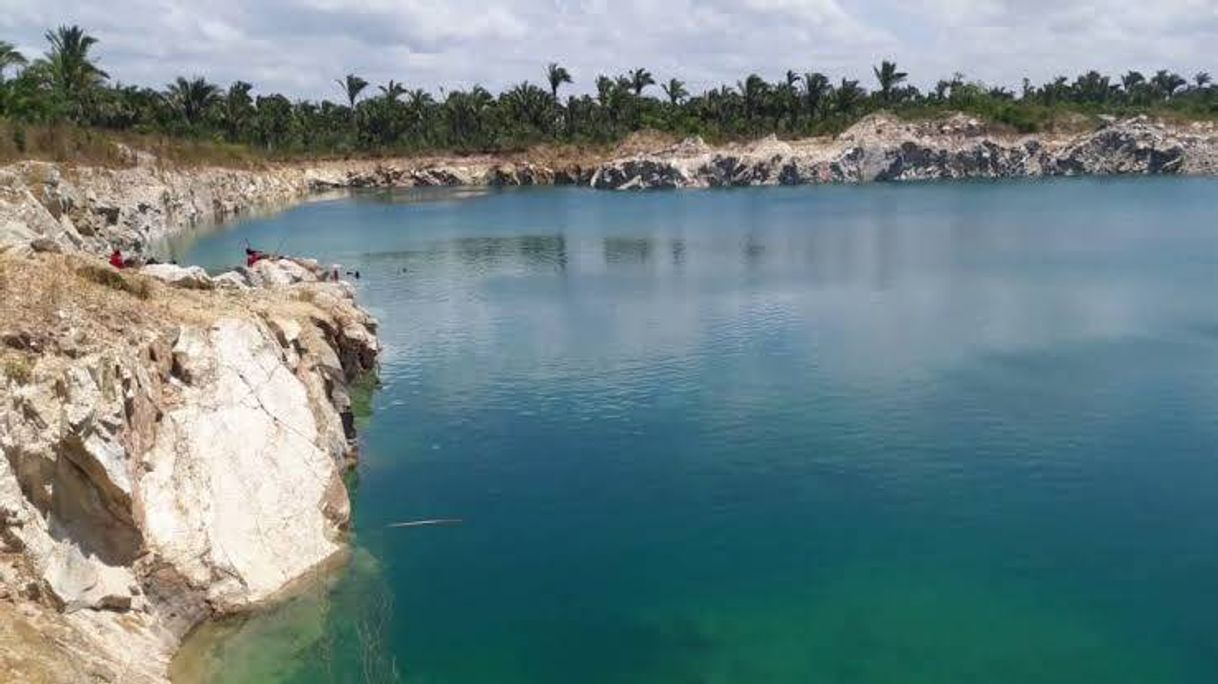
[1,0,1216,100]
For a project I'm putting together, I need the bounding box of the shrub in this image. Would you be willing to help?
[1,355,32,384]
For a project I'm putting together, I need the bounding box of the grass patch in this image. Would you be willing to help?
[75,263,152,299]
[1,355,32,384]
[0,119,267,168]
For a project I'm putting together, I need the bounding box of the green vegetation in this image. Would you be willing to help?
[2,25,1218,161]
[1,354,32,384]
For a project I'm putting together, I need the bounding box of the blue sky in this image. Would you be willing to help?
[1,0,1215,100]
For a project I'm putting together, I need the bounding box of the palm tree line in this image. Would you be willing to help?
[2,26,1217,157]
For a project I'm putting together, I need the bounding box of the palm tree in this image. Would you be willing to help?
[44,25,109,120]
[337,73,369,109]
[223,81,254,140]
[502,81,552,132]
[166,76,219,125]
[1194,72,1212,90]
[546,63,572,100]
[0,41,27,81]
[873,60,908,103]
[595,75,615,106]
[835,78,865,114]
[1121,71,1146,93]
[1072,70,1113,103]
[738,74,768,124]
[661,78,688,105]
[802,72,830,118]
[1150,70,1186,100]
[379,80,406,102]
[629,68,655,96]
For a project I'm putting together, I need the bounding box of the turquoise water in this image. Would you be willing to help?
[179,179,1218,683]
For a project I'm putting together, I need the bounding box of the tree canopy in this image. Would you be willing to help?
[2,25,1217,158]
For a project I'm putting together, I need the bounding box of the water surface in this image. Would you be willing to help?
[179,179,1218,683]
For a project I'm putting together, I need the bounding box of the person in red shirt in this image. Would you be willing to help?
[109,249,124,269]
[245,247,266,267]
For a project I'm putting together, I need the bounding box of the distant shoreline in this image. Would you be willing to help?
[2,111,1216,261]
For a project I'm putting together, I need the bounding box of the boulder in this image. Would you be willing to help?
[213,271,251,290]
[140,263,214,290]
[42,544,136,613]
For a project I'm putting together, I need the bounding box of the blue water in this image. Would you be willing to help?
[178,179,1218,683]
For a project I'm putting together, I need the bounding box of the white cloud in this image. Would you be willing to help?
[0,0,1214,99]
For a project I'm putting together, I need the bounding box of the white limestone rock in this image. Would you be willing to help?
[140,318,347,609]
[213,270,251,290]
[140,263,214,290]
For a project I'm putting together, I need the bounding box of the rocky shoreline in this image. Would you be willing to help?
[587,114,1218,190]
[4,113,1217,259]
[1,111,1217,682]
[0,153,380,683]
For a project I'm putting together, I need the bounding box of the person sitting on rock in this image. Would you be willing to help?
[246,247,267,267]
[109,248,125,269]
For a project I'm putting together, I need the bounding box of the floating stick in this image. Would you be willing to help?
[387,518,463,528]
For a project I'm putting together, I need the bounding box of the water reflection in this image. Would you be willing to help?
[359,187,494,205]
[603,237,653,265]
[669,239,686,267]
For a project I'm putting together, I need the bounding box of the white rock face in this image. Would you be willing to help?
[140,263,214,290]
[0,252,379,683]
[141,318,344,608]
[590,115,1218,189]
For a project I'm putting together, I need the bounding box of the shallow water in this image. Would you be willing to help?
[180,179,1218,683]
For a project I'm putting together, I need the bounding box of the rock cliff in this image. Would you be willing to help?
[4,113,1216,258]
[0,252,377,682]
[0,156,571,258]
[589,114,1218,189]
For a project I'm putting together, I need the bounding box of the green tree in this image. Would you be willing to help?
[0,41,27,81]
[802,72,830,119]
[872,60,908,103]
[661,78,688,105]
[738,74,769,126]
[1151,70,1186,100]
[835,78,865,114]
[1121,71,1147,104]
[501,82,551,135]
[166,76,220,125]
[629,68,654,96]
[223,81,255,140]
[337,73,369,109]
[1072,70,1113,103]
[44,25,108,121]
[546,63,572,100]
[253,94,294,150]
[379,80,406,101]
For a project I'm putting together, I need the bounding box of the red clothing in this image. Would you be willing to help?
[109,251,124,269]
[246,252,265,267]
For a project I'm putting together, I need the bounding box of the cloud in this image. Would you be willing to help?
[0,0,1214,100]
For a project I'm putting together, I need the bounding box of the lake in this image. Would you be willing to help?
[176,178,1218,683]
